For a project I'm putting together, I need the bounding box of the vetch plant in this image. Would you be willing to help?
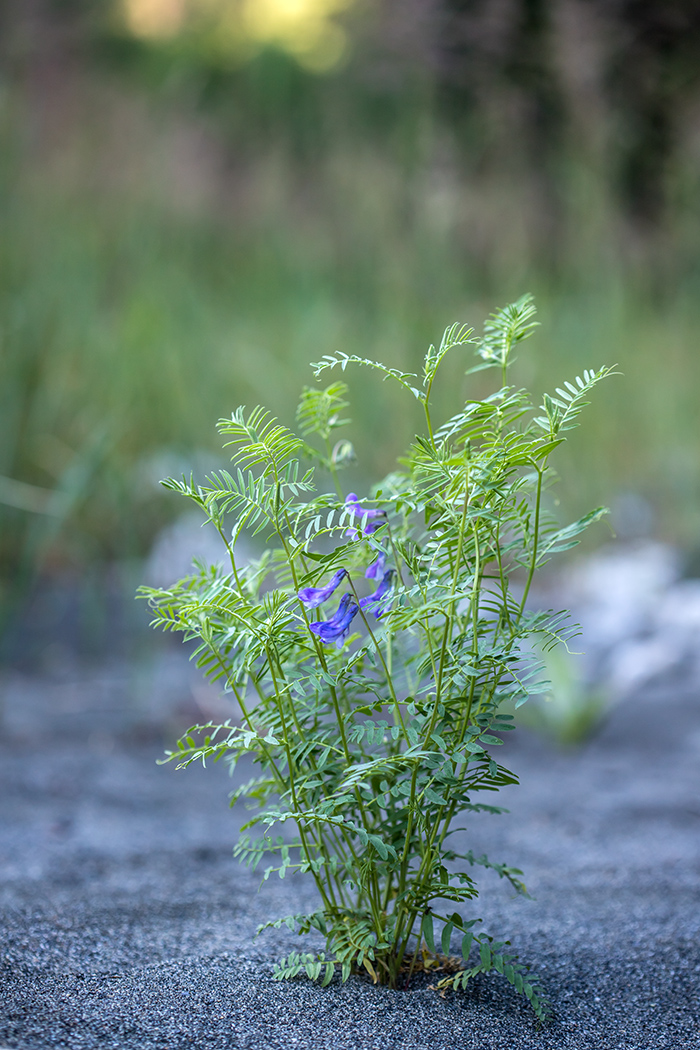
[141,296,614,1021]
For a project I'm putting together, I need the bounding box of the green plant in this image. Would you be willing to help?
[141,295,613,1020]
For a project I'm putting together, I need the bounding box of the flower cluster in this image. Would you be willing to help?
[298,496,394,646]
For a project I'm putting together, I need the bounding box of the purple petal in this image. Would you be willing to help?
[309,594,359,646]
[365,552,386,580]
[344,493,386,537]
[345,493,383,518]
[359,569,395,619]
[297,568,347,609]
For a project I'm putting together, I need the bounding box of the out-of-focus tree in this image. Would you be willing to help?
[119,0,355,72]
[3,0,700,591]
[5,0,700,243]
[604,0,700,227]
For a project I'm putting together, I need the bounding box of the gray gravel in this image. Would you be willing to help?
[1,668,699,1049]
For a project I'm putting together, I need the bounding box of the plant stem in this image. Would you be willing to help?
[346,576,408,743]
[519,466,544,615]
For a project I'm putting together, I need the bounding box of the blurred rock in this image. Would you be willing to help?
[144,510,257,590]
[143,512,228,589]
[542,541,700,697]
[0,649,239,745]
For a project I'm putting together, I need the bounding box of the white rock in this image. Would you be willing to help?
[607,633,686,694]
[562,542,682,652]
[654,579,700,633]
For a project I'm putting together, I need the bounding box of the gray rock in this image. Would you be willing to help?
[144,512,230,589]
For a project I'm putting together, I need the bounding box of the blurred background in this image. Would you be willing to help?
[1,0,700,742]
[3,15,700,1038]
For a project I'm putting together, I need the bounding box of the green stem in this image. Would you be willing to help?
[265,655,338,911]
[429,459,470,739]
[385,522,406,589]
[470,521,481,661]
[212,518,244,593]
[519,466,544,616]
[395,763,419,904]
[424,399,435,448]
[346,576,408,743]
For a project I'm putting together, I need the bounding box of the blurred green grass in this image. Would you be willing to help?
[2,56,700,606]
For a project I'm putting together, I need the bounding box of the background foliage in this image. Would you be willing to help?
[2,0,700,620]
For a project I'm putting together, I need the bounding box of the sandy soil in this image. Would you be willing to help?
[0,660,699,1049]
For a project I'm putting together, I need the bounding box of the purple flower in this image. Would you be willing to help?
[309,593,359,647]
[359,569,395,619]
[344,493,386,537]
[365,551,386,580]
[297,568,347,609]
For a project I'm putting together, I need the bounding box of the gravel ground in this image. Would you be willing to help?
[1,666,699,1049]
